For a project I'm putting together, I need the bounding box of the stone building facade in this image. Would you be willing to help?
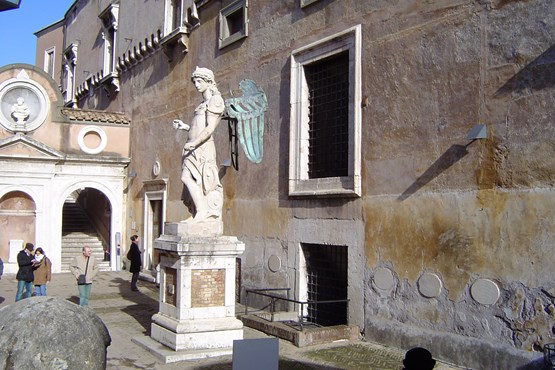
[0,64,130,273]
[30,0,555,367]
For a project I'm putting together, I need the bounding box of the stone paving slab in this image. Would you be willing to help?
[0,271,465,369]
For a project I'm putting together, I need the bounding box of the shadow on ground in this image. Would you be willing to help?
[109,277,159,334]
[194,359,340,369]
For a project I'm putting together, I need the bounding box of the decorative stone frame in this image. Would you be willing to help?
[161,0,200,59]
[63,43,78,107]
[99,3,119,92]
[218,0,248,50]
[0,70,50,133]
[77,125,108,154]
[43,47,55,78]
[288,25,362,197]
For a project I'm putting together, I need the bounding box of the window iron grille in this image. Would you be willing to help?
[302,243,348,326]
[305,51,349,179]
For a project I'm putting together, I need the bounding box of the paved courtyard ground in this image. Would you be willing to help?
[0,271,465,369]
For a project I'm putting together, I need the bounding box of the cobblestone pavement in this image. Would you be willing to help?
[0,271,464,369]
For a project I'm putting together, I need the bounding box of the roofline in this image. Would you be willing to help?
[33,18,64,36]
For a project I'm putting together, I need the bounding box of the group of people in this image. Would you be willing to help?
[14,236,141,307]
[15,242,52,301]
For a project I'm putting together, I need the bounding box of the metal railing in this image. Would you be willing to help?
[244,288,349,331]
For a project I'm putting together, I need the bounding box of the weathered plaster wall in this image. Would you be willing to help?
[77,0,555,366]
[360,0,555,366]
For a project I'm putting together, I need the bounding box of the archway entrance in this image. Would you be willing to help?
[0,191,36,263]
[61,188,111,271]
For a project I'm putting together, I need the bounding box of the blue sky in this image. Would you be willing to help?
[0,0,75,67]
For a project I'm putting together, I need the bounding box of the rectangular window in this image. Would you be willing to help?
[63,43,78,106]
[306,51,349,179]
[289,25,362,197]
[99,4,119,75]
[301,243,348,326]
[219,0,248,49]
[172,0,183,30]
[44,48,55,78]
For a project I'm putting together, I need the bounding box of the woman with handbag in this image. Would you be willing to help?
[32,247,52,296]
[69,246,98,306]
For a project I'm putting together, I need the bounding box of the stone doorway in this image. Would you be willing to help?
[0,191,36,265]
[300,243,348,326]
[61,188,111,271]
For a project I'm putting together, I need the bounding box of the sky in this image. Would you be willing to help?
[0,0,75,67]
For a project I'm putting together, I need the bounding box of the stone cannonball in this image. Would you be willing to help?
[0,296,111,370]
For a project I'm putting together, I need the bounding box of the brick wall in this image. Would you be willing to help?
[191,269,225,307]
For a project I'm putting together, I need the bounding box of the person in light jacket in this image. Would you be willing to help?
[33,247,52,296]
[69,246,98,306]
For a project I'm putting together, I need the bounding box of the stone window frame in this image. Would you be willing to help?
[218,0,248,50]
[98,3,119,91]
[288,25,362,197]
[63,43,78,107]
[43,47,55,78]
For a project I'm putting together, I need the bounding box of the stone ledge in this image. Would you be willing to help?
[364,318,543,370]
[132,336,232,364]
[241,314,360,347]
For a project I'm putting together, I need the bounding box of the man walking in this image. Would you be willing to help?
[15,243,35,301]
[69,246,98,306]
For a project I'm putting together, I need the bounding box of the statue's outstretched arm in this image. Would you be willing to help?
[173,119,190,131]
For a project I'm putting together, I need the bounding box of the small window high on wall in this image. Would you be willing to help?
[219,0,248,49]
[289,25,362,197]
[44,48,55,78]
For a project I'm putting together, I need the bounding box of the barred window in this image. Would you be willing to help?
[305,51,349,179]
[289,25,362,197]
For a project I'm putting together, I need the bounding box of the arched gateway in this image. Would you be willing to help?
[0,65,131,273]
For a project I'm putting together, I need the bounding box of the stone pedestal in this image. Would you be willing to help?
[137,223,244,362]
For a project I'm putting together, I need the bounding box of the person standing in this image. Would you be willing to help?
[15,243,35,301]
[32,247,52,296]
[69,246,98,306]
[127,235,142,291]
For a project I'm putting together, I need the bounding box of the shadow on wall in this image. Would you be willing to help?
[398,43,555,201]
[495,44,555,97]
[397,144,469,201]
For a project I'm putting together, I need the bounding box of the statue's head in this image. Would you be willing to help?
[191,67,220,96]
[191,67,215,84]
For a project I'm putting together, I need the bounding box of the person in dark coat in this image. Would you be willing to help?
[16,243,35,301]
[127,235,142,291]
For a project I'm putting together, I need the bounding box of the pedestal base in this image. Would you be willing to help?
[132,336,234,364]
[148,227,245,362]
[151,314,243,351]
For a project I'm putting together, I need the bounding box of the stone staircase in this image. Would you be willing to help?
[61,200,110,272]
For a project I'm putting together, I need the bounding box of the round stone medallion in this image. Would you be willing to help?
[470,278,500,306]
[0,70,50,133]
[268,255,281,272]
[152,161,161,177]
[417,272,443,298]
[373,267,395,291]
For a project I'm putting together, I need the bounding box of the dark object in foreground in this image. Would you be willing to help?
[0,296,111,369]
